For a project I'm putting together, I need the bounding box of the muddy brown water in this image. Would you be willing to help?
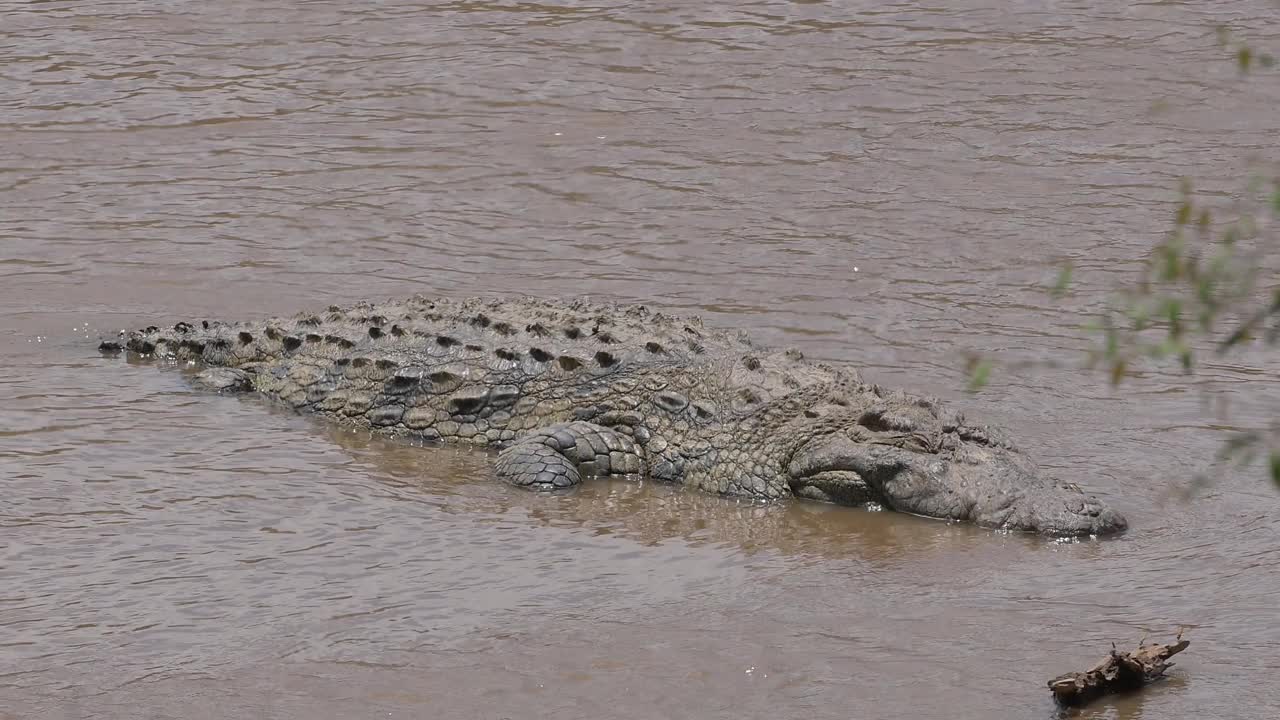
[3,1,1280,718]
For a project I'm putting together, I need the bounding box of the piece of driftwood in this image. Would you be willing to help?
[1047,631,1190,706]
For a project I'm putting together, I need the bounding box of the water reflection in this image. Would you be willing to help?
[322,420,1079,566]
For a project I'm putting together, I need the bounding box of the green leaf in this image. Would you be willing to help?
[1208,249,1230,279]
[1159,296,1184,336]
[1198,305,1214,333]
[1270,452,1280,489]
[1109,359,1127,386]
[1175,201,1192,226]
[1050,263,1073,298]
[1195,274,1215,310]
[967,359,992,393]
[1156,240,1184,281]
[1238,45,1253,72]
[1222,432,1258,455]
[1129,301,1151,331]
[1240,214,1258,239]
[1217,433,1261,471]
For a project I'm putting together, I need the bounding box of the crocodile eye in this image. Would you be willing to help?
[654,391,689,413]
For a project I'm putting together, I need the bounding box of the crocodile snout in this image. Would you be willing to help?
[788,433,1127,538]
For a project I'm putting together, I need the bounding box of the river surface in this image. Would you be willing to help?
[3,1,1280,718]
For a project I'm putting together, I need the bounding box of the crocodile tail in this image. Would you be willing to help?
[97,316,310,368]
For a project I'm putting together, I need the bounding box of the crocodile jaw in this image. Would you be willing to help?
[788,434,1127,538]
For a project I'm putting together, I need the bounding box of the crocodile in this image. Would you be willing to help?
[98,295,1127,537]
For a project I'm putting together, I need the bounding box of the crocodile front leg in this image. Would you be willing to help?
[495,421,646,490]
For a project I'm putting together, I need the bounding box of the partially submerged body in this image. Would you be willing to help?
[100,295,1126,537]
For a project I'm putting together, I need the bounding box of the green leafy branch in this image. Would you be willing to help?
[968,29,1280,489]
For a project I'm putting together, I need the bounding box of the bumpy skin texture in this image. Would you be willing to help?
[100,295,1127,537]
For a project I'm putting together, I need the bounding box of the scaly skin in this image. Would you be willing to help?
[98,295,1127,537]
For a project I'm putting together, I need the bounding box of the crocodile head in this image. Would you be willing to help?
[786,429,1127,538]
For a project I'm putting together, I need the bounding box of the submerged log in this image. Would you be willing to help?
[1047,631,1190,707]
